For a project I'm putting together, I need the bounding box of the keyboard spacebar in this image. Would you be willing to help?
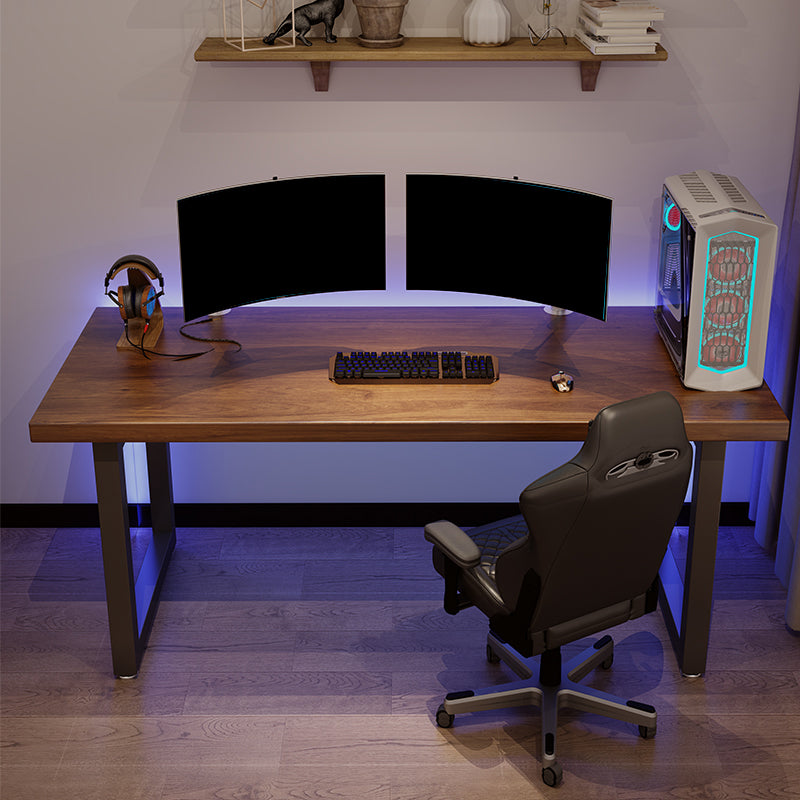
[361,370,404,379]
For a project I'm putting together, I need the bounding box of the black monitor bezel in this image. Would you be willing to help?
[177,173,387,322]
[404,173,611,321]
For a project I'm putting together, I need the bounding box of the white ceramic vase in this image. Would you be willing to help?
[463,0,511,47]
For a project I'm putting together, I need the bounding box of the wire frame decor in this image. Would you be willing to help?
[223,0,296,51]
[528,0,567,46]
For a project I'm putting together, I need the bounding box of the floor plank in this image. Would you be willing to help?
[2,523,799,799]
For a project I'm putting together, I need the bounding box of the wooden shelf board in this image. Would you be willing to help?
[193,36,668,91]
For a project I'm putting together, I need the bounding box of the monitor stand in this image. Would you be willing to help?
[543,306,573,316]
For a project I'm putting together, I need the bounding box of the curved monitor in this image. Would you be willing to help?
[405,174,611,321]
[178,174,386,321]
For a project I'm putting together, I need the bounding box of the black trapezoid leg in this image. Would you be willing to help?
[93,442,140,678]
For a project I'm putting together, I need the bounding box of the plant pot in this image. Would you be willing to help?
[353,0,409,48]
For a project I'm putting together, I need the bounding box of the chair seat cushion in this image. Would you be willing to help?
[467,515,529,581]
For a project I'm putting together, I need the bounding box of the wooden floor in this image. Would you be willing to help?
[2,522,799,799]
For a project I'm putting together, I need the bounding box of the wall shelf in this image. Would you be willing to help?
[194,36,668,92]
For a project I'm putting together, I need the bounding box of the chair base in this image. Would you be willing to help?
[436,632,656,786]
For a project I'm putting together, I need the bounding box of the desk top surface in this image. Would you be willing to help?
[29,306,789,444]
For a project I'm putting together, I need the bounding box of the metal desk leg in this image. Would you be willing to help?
[92,442,176,678]
[93,442,139,677]
[659,441,726,676]
[137,442,176,650]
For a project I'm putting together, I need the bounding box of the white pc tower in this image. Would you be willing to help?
[654,170,779,391]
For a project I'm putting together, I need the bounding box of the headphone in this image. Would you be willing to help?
[103,254,228,360]
[104,254,165,322]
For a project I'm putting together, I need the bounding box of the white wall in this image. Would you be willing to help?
[2,0,798,506]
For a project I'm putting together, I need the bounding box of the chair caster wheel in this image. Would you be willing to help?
[436,704,454,728]
[486,643,501,663]
[639,724,657,739]
[542,763,563,787]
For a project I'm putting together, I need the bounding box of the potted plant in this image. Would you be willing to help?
[352,0,409,47]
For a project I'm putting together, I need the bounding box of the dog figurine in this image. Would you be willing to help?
[263,0,344,46]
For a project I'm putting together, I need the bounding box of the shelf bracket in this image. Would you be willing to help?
[310,62,331,91]
[579,61,601,91]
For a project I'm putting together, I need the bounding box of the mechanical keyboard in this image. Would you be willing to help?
[329,351,499,384]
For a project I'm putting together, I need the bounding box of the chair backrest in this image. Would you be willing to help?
[494,391,692,639]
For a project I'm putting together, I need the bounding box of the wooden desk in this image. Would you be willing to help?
[29,307,789,677]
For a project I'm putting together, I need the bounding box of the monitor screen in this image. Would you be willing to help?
[178,174,386,321]
[405,174,611,321]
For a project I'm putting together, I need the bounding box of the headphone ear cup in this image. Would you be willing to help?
[118,286,132,321]
[115,281,159,321]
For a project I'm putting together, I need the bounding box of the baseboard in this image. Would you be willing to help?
[0,501,753,529]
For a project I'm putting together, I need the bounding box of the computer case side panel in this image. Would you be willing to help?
[656,171,778,392]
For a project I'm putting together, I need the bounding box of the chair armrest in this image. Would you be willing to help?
[424,520,481,568]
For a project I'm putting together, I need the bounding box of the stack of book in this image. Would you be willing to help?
[576,0,664,55]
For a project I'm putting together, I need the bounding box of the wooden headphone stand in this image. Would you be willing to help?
[116,267,164,351]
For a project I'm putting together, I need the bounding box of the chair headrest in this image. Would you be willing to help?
[574,391,690,484]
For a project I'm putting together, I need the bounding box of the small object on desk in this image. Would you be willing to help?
[330,351,499,384]
[104,254,165,352]
[551,370,574,392]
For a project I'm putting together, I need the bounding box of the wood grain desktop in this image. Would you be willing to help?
[28,306,790,679]
[30,306,787,444]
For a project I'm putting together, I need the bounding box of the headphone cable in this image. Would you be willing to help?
[125,322,212,360]
[179,317,243,352]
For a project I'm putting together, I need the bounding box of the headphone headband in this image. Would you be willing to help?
[104,254,164,291]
